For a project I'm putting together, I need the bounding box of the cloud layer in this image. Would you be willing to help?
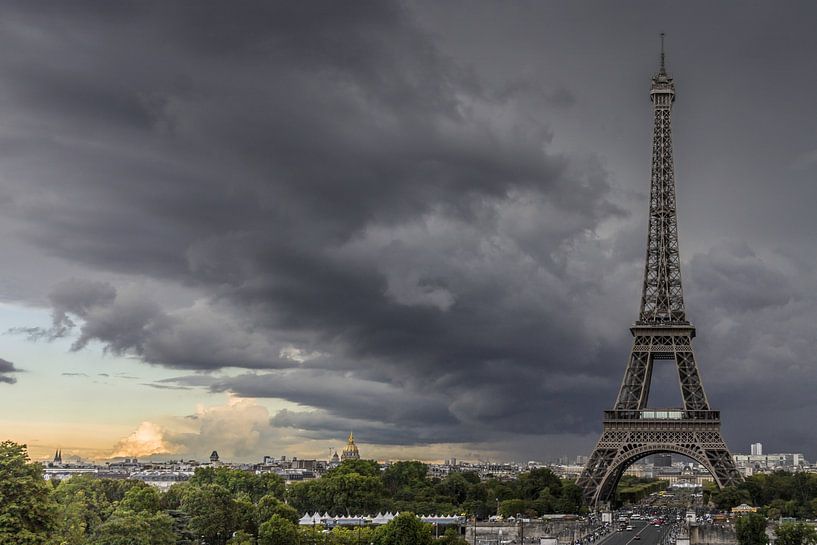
[2,1,817,460]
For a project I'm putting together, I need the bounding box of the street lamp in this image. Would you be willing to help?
[516,513,524,544]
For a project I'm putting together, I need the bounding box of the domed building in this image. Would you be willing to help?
[340,432,360,461]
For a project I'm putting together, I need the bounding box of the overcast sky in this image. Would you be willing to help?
[1,0,817,464]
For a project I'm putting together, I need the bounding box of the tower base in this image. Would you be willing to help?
[577,410,742,507]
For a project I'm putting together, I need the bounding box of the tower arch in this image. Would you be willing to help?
[592,445,724,506]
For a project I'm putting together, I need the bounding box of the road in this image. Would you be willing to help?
[597,521,674,545]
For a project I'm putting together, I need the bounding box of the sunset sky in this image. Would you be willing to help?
[2,1,817,464]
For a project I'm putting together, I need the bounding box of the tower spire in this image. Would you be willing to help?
[659,33,666,75]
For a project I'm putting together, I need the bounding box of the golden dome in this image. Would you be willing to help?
[341,432,360,460]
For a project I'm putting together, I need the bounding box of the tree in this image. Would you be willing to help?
[776,522,817,545]
[517,468,562,501]
[713,486,754,510]
[190,468,285,503]
[257,515,298,545]
[383,462,428,494]
[736,513,768,545]
[555,482,584,514]
[326,459,381,479]
[50,474,118,541]
[438,527,468,545]
[159,482,189,510]
[288,470,384,516]
[375,512,432,545]
[256,494,300,525]
[497,499,528,518]
[436,473,472,505]
[88,510,176,545]
[181,484,238,545]
[328,526,377,545]
[226,530,255,545]
[298,525,324,545]
[117,485,162,514]
[0,441,56,545]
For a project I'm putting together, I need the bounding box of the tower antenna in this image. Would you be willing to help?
[660,33,666,74]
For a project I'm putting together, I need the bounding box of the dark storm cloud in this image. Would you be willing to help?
[0,358,22,384]
[21,278,300,370]
[3,0,817,458]
[688,242,793,313]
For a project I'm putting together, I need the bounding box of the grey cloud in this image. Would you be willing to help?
[2,0,817,458]
[270,409,461,446]
[25,278,300,370]
[688,242,793,313]
[0,0,635,451]
[0,358,22,384]
[142,383,191,391]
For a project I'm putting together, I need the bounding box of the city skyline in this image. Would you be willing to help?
[3,1,817,465]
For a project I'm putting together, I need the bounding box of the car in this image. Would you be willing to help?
[626,526,633,531]
[634,536,641,540]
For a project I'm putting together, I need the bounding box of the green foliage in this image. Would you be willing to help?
[383,462,428,494]
[287,463,583,518]
[298,525,325,544]
[375,512,433,545]
[498,498,529,518]
[438,527,468,545]
[159,482,189,510]
[775,522,817,545]
[190,467,285,503]
[118,485,162,514]
[326,459,381,478]
[725,472,817,519]
[180,483,238,545]
[517,468,562,500]
[0,441,55,545]
[616,478,668,504]
[226,530,255,545]
[257,514,299,545]
[256,494,299,525]
[711,485,753,510]
[326,526,377,545]
[287,466,385,516]
[736,513,769,545]
[51,476,115,542]
[88,510,176,545]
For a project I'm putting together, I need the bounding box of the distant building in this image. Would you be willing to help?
[53,449,62,465]
[131,470,193,491]
[734,452,805,473]
[652,454,672,467]
[210,450,220,464]
[731,504,758,514]
[340,432,360,461]
[750,443,763,456]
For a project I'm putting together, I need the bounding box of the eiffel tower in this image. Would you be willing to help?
[576,36,742,507]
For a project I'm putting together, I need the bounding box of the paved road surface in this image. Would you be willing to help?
[598,521,673,545]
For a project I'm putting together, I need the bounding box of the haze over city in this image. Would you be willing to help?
[2,0,817,466]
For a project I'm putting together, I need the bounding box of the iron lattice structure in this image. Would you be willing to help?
[576,38,742,507]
